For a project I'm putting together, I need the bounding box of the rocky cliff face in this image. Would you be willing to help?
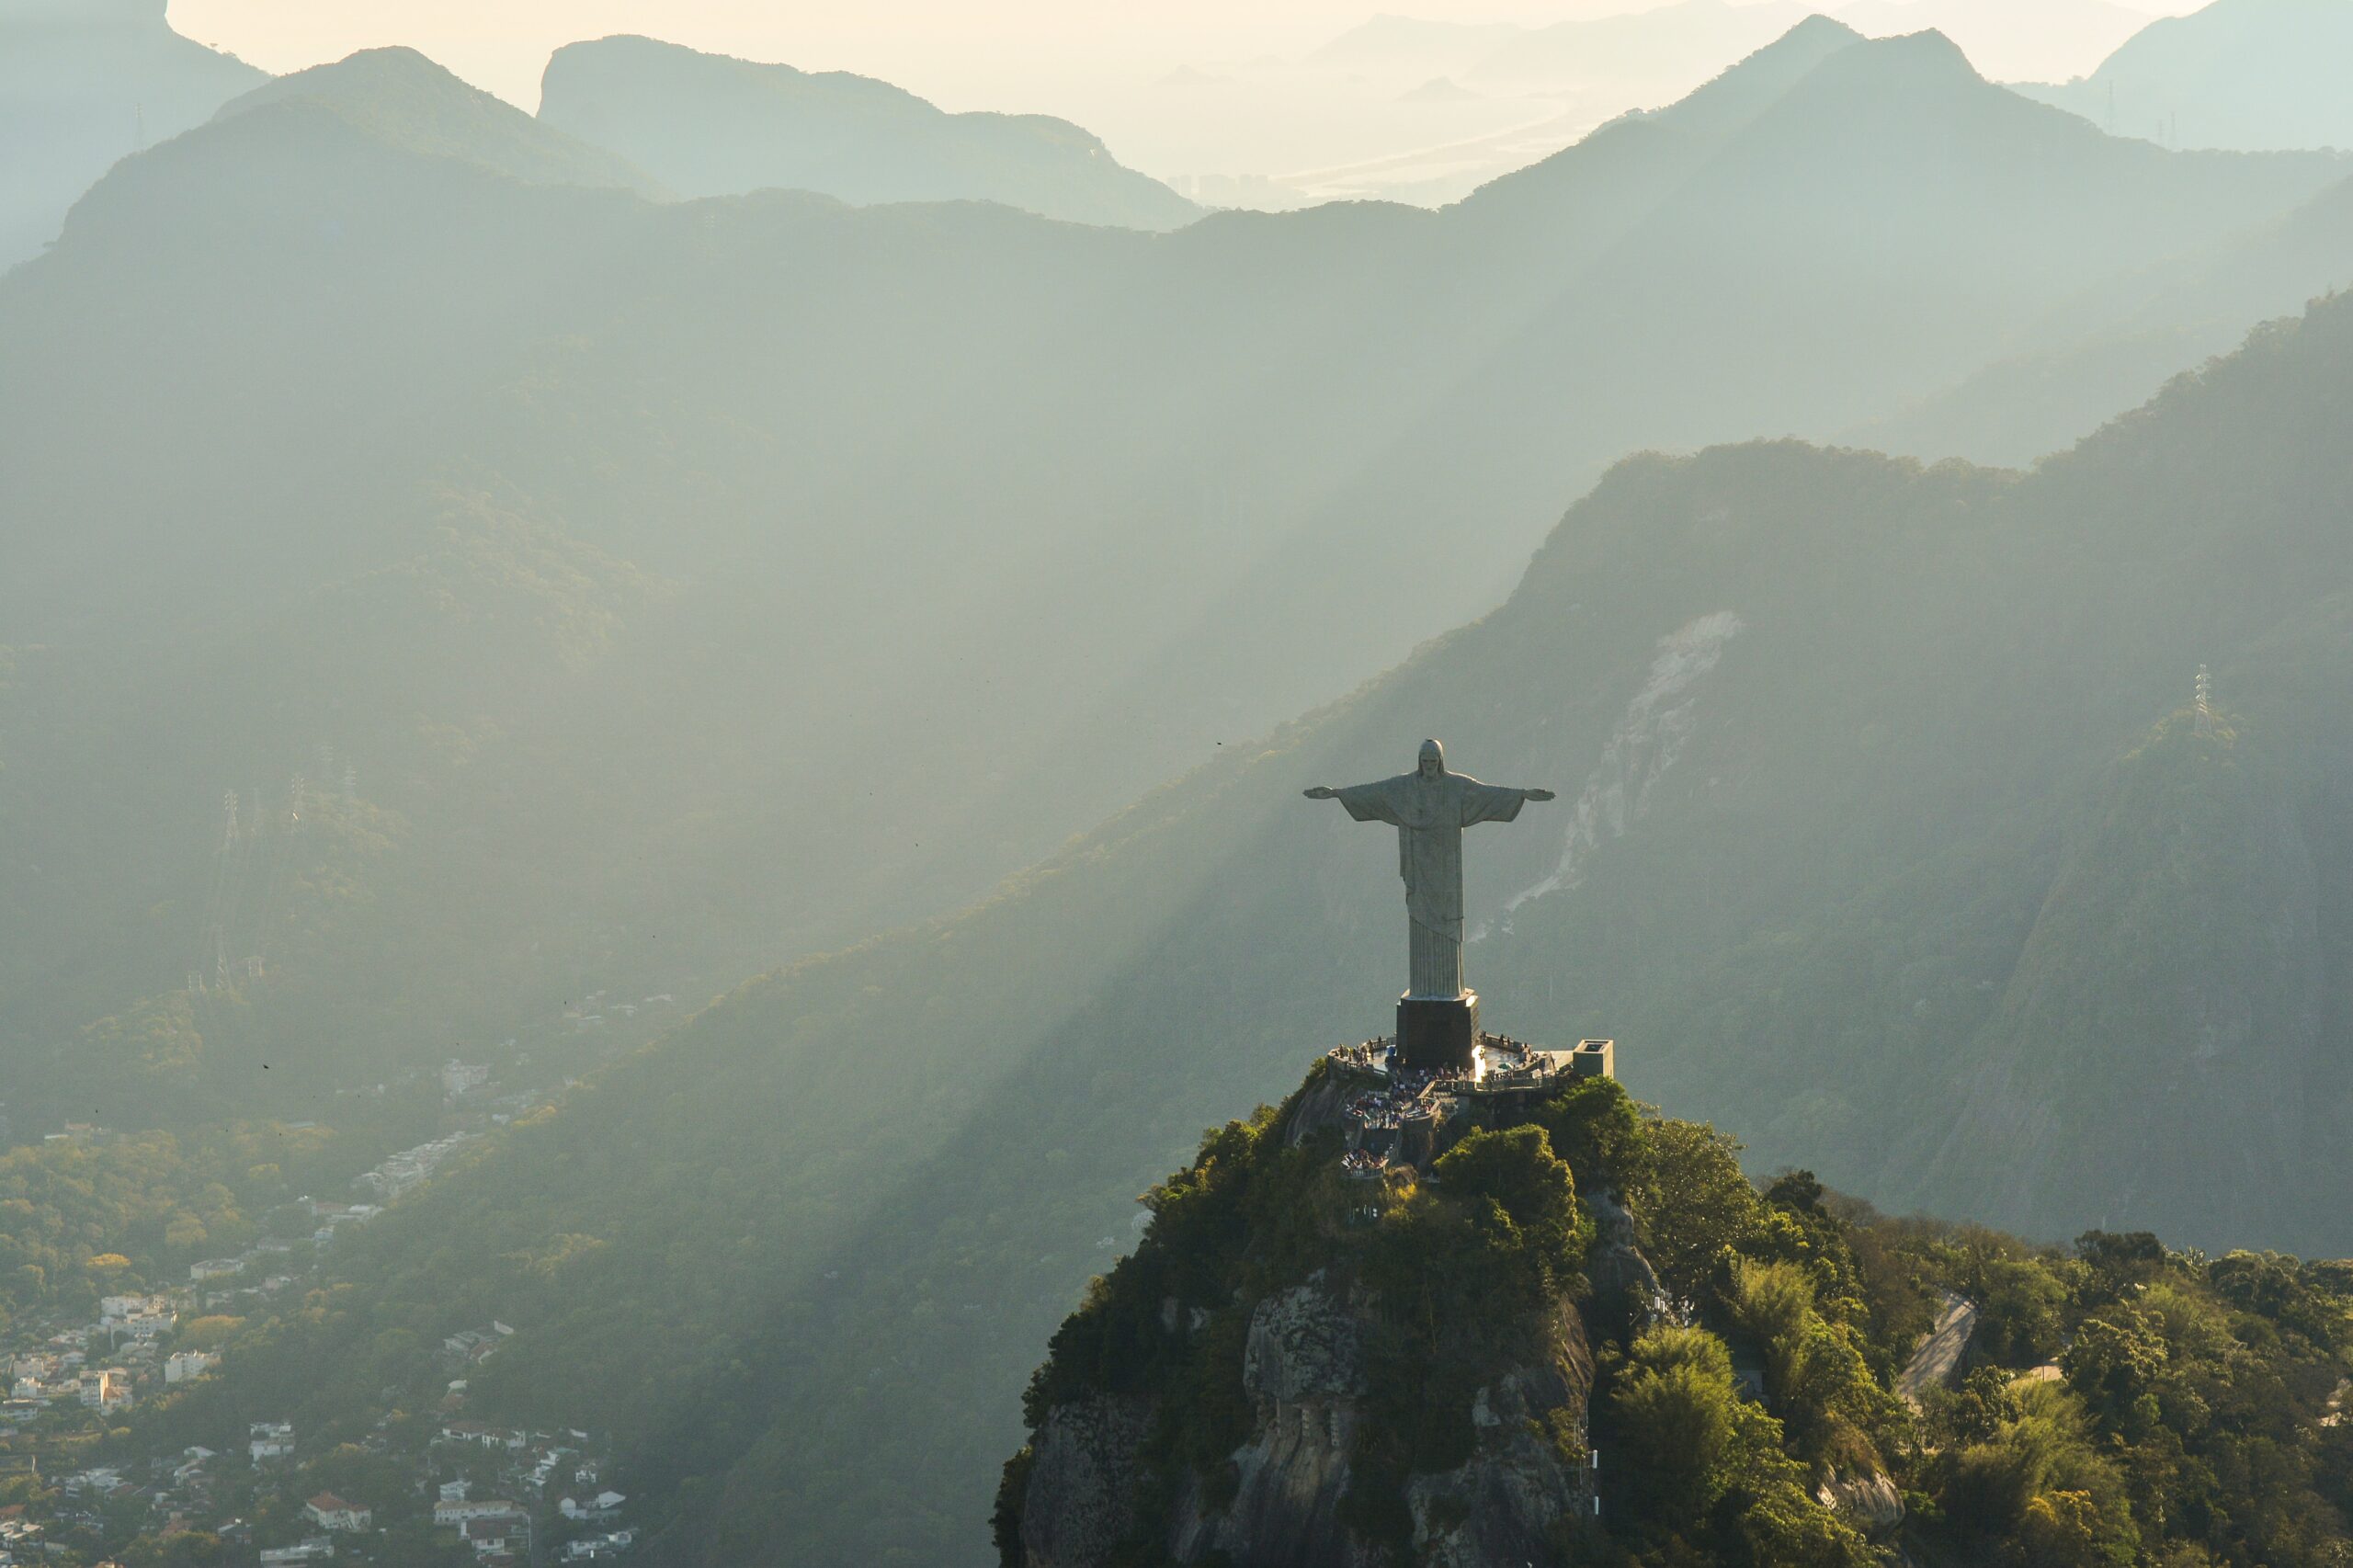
[1168,1278,1374,1568]
[999,1057,1934,1567]
[1020,1394,1156,1568]
[1003,1054,1617,1568]
[1399,1311,1595,1568]
[1017,1272,1594,1568]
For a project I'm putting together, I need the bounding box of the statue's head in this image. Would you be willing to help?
[1417,738,1444,779]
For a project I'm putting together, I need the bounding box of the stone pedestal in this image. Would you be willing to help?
[1396,991,1479,1074]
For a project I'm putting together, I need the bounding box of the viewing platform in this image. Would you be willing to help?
[1321,1033,1616,1177]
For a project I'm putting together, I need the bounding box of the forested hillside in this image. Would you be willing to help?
[141,281,2353,1563]
[9,23,2353,1149]
[1004,1066,2353,1566]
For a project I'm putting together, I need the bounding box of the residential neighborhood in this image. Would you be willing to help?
[0,1041,662,1565]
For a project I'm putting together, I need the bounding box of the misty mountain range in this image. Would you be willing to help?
[537,34,1200,230]
[12,17,2352,1124]
[2020,0,2353,152]
[0,0,261,267]
[8,2,2353,1563]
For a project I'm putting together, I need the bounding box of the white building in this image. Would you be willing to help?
[77,1368,131,1408]
[250,1420,295,1461]
[560,1490,626,1523]
[165,1350,217,1384]
[304,1493,372,1531]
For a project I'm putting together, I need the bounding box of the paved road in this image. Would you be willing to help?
[1898,1290,1978,1407]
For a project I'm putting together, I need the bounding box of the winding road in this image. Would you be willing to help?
[1898,1290,1978,1407]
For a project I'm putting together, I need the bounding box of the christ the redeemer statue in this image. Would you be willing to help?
[1306,739,1553,1069]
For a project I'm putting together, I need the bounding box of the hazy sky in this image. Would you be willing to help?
[167,0,2214,192]
[170,0,2205,103]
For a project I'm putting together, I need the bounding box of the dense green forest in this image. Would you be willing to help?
[1005,1067,2353,1565]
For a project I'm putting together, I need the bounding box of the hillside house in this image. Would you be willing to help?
[77,1369,131,1409]
[460,1513,527,1558]
[249,1422,294,1461]
[164,1350,216,1384]
[303,1494,371,1531]
[559,1491,625,1523]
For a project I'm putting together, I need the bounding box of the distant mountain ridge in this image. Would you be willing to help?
[538,34,1198,230]
[0,0,262,267]
[9,24,2353,1145]
[2019,0,2353,153]
[1837,0,2149,81]
[1311,0,2149,100]
[1844,153,2353,464]
[217,47,665,197]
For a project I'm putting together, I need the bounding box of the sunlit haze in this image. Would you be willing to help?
[11,0,2353,1562]
[171,0,2209,199]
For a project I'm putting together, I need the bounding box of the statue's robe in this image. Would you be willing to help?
[1331,767,1530,998]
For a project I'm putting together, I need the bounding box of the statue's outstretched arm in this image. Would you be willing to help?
[1521,788,1557,801]
[1303,786,1337,800]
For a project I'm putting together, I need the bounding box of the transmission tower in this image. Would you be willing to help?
[2194,665,2213,736]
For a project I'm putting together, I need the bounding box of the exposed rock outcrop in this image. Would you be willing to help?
[1023,1273,1595,1568]
[1583,1187,1669,1326]
[1019,1394,1154,1568]
[1175,1277,1371,1566]
[1816,1466,1904,1534]
[1282,1071,1361,1148]
[1406,1301,1596,1567]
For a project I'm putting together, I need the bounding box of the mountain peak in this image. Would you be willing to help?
[1652,13,1868,137]
[1784,12,1866,46]
[221,43,462,107]
[537,34,1195,230]
[209,44,665,196]
[548,32,822,87]
[0,0,265,265]
[1816,24,1986,89]
[2018,0,2353,153]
